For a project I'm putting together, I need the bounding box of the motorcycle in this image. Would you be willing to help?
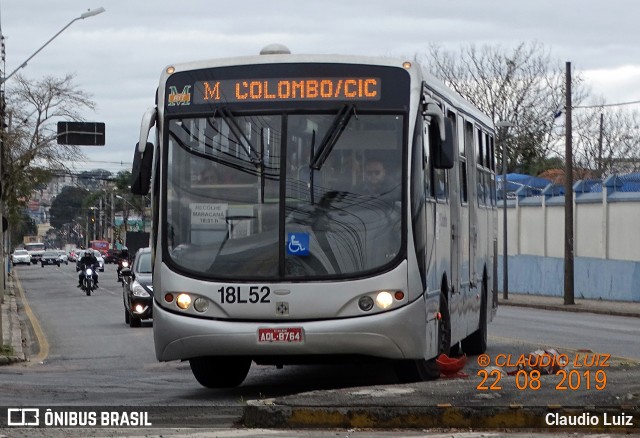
[117,258,130,282]
[81,264,98,296]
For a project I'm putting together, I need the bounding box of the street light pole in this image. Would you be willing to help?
[496,121,514,300]
[1,7,106,85]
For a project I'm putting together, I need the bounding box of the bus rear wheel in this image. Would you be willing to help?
[461,278,488,355]
[189,356,252,388]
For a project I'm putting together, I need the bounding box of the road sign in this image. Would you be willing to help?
[57,121,105,145]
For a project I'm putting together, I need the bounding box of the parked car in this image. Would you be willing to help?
[56,250,69,265]
[122,247,153,327]
[11,249,31,266]
[41,250,61,267]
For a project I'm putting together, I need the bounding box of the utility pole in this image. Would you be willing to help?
[99,198,103,240]
[597,113,604,177]
[564,62,575,305]
[496,120,514,300]
[111,190,115,248]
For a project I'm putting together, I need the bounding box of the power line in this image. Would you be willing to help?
[574,99,640,109]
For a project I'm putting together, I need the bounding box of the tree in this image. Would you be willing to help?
[1,74,97,260]
[9,212,37,249]
[572,105,640,177]
[422,42,589,175]
[1,73,97,228]
[49,186,90,229]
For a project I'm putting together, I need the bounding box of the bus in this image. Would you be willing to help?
[131,44,498,388]
[24,242,45,265]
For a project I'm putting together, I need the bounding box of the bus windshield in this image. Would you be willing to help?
[25,243,45,251]
[165,111,404,280]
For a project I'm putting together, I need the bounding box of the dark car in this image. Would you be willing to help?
[122,247,153,328]
[41,250,61,267]
[104,249,119,264]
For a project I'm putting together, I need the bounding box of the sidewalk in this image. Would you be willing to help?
[0,276,26,365]
[498,292,640,317]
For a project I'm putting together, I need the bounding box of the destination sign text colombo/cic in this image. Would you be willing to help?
[192,77,381,104]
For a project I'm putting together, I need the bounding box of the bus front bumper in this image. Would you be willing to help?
[153,297,433,362]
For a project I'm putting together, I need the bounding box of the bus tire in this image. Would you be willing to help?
[461,277,487,355]
[189,356,251,388]
[437,291,452,356]
[394,357,440,383]
[394,291,450,383]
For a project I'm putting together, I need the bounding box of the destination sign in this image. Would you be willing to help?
[192,77,381,104]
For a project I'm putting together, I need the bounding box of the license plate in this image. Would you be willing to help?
[258,327,304,343]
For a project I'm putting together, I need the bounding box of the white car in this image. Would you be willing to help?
[11,249,31,266]
[93,250,105,272]
[56,250,69,265]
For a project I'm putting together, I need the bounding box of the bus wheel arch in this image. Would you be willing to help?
[393,274,451,383]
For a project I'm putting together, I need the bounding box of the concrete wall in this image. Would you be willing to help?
[498,176,640,302]
[500,255,640,302]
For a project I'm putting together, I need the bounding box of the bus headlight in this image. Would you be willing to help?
[358,296,374,312]
[375,291,394,309]
[193,297,209,313]
[176,293,192,310]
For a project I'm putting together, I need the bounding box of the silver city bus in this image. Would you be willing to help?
[131,44,498,388]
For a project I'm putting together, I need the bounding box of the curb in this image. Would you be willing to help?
[242,402,640,430]
[498,299,640,318]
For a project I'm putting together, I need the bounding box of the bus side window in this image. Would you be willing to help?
[423,120,432,198]
[427,119,447,201]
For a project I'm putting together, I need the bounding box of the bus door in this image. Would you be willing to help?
[466,121,478,311]
[446,112,463,342]
[457,117,472,324]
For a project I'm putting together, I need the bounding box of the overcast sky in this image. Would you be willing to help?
[1,0,639,174]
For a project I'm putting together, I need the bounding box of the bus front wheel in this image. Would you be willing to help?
[189,356,251,388]
[394,292,450,383]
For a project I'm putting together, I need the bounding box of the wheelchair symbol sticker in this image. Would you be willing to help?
[287,233,310,256]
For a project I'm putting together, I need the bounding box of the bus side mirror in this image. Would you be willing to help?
[131,142,154,195]
[433,118,454,169]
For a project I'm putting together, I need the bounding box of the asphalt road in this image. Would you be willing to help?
[3,263,639,434]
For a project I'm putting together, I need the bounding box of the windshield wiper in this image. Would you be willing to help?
[219,107,261,167]
[310,104,355,170]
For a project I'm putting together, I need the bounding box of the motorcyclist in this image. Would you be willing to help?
[116,249,130,282]
[77,250,99,288]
